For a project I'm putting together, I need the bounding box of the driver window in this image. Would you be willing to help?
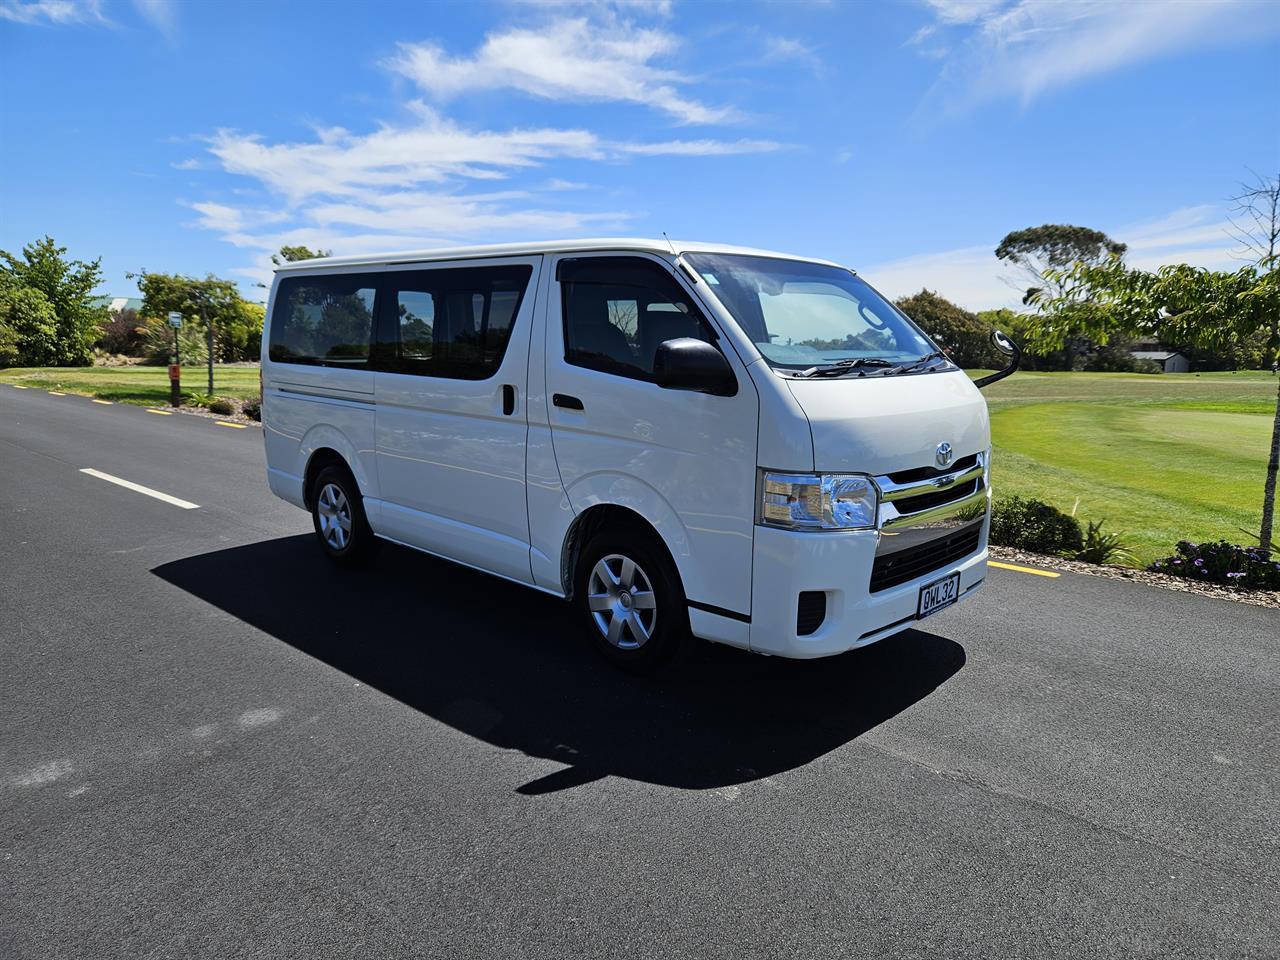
[559,257,714,382]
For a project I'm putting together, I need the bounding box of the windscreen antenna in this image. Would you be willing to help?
[662,231,678,256]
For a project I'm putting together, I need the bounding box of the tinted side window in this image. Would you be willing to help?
[559,257,714,382]
[382,265,532,379]
[269,274,376,366]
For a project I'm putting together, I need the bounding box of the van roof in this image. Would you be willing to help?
[271,238,846,273]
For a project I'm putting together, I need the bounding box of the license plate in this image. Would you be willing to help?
[917,572,961,619]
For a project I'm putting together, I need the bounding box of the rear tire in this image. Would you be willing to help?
[310,464,377,565]
[574,526,687,672]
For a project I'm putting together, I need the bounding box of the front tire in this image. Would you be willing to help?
[574,527,687,671]
[310,464,377,565]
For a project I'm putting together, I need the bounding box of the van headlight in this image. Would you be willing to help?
[759,471,879,530]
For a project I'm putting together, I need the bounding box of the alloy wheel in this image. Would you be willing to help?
[316,482,352,551]
[587,553,658,649]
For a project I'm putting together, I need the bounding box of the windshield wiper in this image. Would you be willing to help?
[892,351,948,374]
[794,357,898,378]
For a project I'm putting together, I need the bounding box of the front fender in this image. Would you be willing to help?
[562,471,699,595]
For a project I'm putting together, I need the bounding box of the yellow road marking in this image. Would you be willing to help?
[988,560,1061,578]
[91,399,112,405]
[214,420,247,429]
[146,408,173,416]
[49,391,65,396]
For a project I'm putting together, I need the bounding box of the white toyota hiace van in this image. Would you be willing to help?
[261,240,1018,668]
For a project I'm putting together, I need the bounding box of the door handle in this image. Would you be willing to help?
[502,384,516,416]
[552,393,584,410]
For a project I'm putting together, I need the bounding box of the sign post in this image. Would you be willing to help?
[167,312,183,407]
[202,302,213,395]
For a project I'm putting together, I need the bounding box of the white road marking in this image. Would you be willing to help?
[91,399,112,405]
[237,707,283,728]
[79,468,200,510]
[11,759,73,786]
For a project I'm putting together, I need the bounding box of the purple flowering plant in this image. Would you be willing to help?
[1148,540,1280,591]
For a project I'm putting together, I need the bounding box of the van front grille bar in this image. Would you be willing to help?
[875,452,989,531]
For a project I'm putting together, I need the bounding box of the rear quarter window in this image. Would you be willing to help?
[269,274,376,367]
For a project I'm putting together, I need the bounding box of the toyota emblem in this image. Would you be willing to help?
[935,442,954,468]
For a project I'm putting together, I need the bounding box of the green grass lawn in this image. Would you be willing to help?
[0,364,260,406]
[980,371,1278,564]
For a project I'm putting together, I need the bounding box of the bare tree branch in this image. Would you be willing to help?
[1227,169,1280,268]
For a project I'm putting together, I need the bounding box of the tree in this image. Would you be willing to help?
[1033,257,1280,549]
[219,300,265,362]
[996,225,1128,305]
[1227,170,1280,268]
[975,308,1068,370]
[0,273,59,367]
[0,236,107,366]
[0,317,17,368]
[97,307,146,356]
[271,245,331,266]
[130,271,263,366]
[895,290,1004,369]
[996,225,1128,370]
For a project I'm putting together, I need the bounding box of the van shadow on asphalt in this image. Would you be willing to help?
[153,535,966,793]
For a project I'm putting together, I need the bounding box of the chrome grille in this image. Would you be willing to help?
[875,453,988,532]
[868,451,989,592]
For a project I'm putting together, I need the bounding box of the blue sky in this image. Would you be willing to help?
[2,0,1277,309]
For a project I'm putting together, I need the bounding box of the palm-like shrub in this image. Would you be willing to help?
[1074,520,1138,566]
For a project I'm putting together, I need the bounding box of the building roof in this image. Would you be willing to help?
[272,238,845,273]
[1131,350,1184,361]
[90,296,143,313]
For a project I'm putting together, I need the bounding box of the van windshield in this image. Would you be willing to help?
[684,253,937,373]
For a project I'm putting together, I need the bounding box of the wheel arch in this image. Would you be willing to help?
[560,503,685,603]
[302,447,351,510]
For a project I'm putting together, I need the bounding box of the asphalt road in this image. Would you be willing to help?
[2,383,1277,960]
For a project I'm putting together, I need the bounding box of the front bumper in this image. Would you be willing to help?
[746,517,988,658]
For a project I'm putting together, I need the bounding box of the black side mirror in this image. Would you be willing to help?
[973,329,1022,389]
[654,338,737,396]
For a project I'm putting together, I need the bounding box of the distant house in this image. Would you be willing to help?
[1130,349,1190,373]
[90,296,143,315]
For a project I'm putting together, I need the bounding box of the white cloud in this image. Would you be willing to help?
[183,11,786,289]
[207,105,607,205]
[0,0,171,33]
[189,201,246,234]
[0,0,105,25]
[921,0,1005,25]
[862,205,1243,311]
[761,36,819,68]
[304,189,628,235]
[862,244,1018,311]
[131,0,174,40]
[190,105,777,286]
[171,158,201,170]
[618,138,783,156]
[1115,205,1241,272]
[915,0,1280,111]
[386,17,737,124]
